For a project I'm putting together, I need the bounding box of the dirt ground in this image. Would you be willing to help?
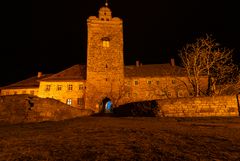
[0,116,240,161]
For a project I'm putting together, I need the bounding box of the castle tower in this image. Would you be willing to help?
[85,3,124,112]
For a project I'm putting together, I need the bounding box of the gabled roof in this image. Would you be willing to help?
[124,64,186,78]
[41,64,86,82]
[0,74,52,89]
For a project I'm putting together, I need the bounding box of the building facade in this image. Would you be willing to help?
[0,4,205,112]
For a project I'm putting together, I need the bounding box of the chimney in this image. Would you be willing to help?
[136,60,140,67]
[170,58,175,66]
[37,72,43,78]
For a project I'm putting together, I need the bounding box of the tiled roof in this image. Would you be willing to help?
[0,74,52,89]
[124,64,186,78]
[41,64,86,82]
[1,64,186,89]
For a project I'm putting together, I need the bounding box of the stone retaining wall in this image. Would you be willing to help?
[157,95,240,117]
[0,95,93,123]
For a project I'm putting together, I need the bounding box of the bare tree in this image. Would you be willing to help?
[179,34,239,96]
[107,80,131,108]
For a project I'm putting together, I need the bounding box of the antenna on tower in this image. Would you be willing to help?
[105,0,108,6]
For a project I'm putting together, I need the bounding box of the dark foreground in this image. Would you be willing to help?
[0,117,240,161]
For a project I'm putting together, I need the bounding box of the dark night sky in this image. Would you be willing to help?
[1,0,240,86]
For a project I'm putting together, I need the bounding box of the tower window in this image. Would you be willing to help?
[102,37,110,47]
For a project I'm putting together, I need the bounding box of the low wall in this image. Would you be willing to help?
[157,95,240,117]
[0,95,93,123]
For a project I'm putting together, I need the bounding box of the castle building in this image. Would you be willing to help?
[0,3,201,112]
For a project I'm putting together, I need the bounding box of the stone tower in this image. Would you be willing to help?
[85,3,124,112]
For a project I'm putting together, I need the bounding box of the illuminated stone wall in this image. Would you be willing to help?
[121,76,208,103]
[38,81,85,109]
[156,96,239,117]
[85,6,124,111]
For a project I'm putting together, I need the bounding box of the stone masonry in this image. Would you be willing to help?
[85,6,124,111]
[157,96,239,117]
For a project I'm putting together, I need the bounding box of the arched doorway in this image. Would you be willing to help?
[102,97,112,113]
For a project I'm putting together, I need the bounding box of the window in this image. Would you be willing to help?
[14,91,17,95]
[147,80,152,85]
[79,84,84,90]
[22,91,26,94]
[102,37,110,48]
[66,99,72,105]
[77,98,84,105]
[45,85,51,91]
[30,90,34,95]
[167,92,172,97]
[172,79,176,84]
[57,85,62,91]
[126,92,130,97]
[134,80,139,85]
[156,81,160,85]
[68,84,73,91]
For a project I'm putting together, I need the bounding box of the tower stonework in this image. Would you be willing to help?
[85,5,124,111]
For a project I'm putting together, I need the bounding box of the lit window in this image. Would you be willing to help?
[102,37,110,48]
[22,91,26,94]
[68,85,73,91]
[14,91,17,95]
[45,85,51,91]
[133,93,138,97]
[57,85,62,91]
[156,81,160,85]
[6,92,9,95]
[134,80,139,85]
[126,92,130,97]
[66,99,72,105]
[147,80,152,85]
